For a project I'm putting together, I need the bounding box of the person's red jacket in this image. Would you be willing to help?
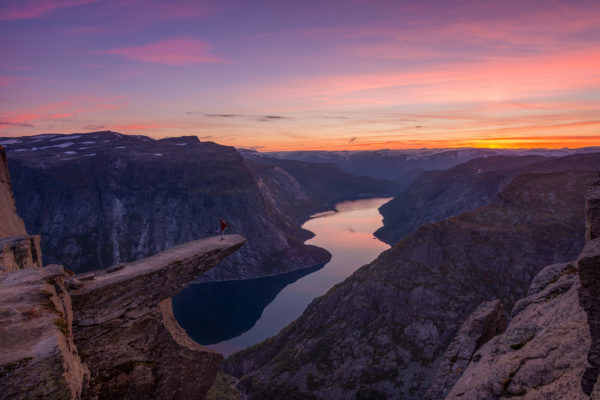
[220,219,230,231]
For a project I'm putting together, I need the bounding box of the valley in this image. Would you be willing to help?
[1,136,599,400]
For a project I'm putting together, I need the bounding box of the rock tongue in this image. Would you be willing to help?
[70,235,245,399]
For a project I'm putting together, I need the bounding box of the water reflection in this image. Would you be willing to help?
[173,197,391,356]
[172,263,323,344]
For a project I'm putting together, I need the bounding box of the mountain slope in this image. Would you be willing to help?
[224,167,596,399]
[242,151,402,220]
[376,153,600,245]
[375,155,550,244]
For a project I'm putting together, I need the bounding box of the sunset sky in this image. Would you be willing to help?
[1,0,599,151]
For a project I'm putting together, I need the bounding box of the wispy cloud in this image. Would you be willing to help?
[0,121,34,128]
[0,0,96,21]
[97,38,227,66]
[202,113,289,122]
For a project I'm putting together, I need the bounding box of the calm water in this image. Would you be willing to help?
[172,197,391,356]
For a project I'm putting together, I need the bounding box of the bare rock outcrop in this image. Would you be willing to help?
[446,176,600,399]
[446,261,589,399]
[70,235,245,399]
[0,265,88,400]
[0,235,42,272]
[425,300,507,400]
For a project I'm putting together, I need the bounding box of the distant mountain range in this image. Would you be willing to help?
[251,147,600,187]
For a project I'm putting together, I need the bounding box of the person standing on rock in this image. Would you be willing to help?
[219,218,231,240]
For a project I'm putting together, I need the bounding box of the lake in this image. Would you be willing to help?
[172,197,391,356]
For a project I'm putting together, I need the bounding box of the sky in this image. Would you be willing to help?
[0,0,599,151]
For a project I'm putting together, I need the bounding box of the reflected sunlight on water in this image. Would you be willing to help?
[174,197,392,356]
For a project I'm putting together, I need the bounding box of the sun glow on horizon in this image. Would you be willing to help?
[1,0,599,151]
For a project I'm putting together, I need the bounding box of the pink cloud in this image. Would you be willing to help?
[260,48,600,108]
[0,0,96,21]
[97,38,227,65]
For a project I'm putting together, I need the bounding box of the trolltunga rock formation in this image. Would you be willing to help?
[0,145,246,399]
[70,235,245,399]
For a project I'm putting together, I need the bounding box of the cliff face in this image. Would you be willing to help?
[0,146,41,272]
[3,132,329,279]
[0,146,26,237]
[224,169,594,399]
[0,265,88,400]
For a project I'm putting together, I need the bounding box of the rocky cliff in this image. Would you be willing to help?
[0,146,26,237]
[0,146,41,272]
[2,132,330,279]
[224,167,596,399]
[445,176,600,399]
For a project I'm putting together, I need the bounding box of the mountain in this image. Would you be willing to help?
[257,148,499,183]
[1,132,331,279]
[242,151,402,220]
[375,155,550,244]
[258,147,600,184]
[376,153,600,245]
[224,160,598,399]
